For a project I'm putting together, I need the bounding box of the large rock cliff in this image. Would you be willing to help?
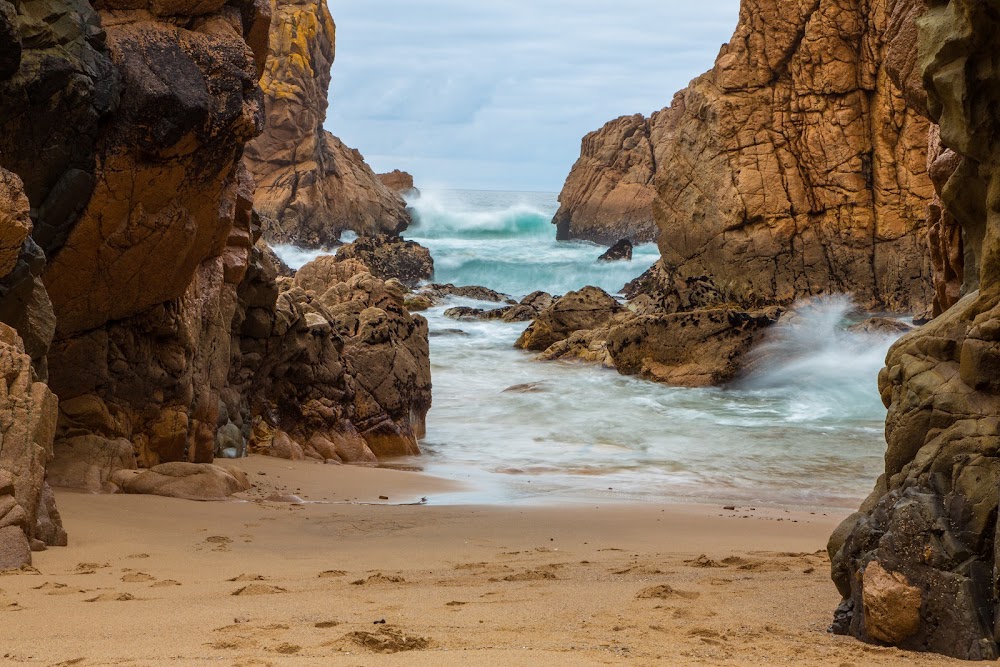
[557,0,935,315]
[829,0,1000,659]
[0,0,431,560]
[243,0,410,247]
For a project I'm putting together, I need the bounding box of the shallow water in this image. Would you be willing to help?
[276,190,900,509]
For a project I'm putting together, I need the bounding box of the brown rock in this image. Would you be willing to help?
[0,525,31,571]
[0,168,30,278]
[335,235,433,288]
[110,463,251,500]
[557,0,935,314]
[606,308,781,387]
[0,324,63,549]
[378,170,418,196]
[597,239,633,262]
[830,4,1000,659]
[515,286,625,352]
[47,435,137,493]
[267,431,306,461]
[862,561,922,645]
[244,0,410,247]
[553,114,660,244]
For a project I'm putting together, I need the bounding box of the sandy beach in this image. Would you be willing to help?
[0,457,965,666]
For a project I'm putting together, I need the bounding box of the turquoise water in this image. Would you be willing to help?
[277,190,897,509]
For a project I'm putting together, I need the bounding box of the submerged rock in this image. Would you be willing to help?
[419,284,513,304]
[597,239,633,262]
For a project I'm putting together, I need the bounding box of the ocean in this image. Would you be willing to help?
[277,189,898,509]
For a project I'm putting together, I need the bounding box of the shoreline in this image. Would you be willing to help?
[2,460,963,666]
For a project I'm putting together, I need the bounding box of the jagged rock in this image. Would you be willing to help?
[605,307,781,387]
[444,304,536,323]
[831,3,1000,658]
[516,286,625,352]
[597,239,633,262]
[244,0,409,246]
[553,114,661,244]
[520,291,555,312]
[378,170,419,196]
[0,169,30,278]
[420,284,512,304]
[335,235,433,287]
[862,562,923,645]
[847,317,914,336]
[48,435,137,493]
[110,463,252,500]
[537,328,615,368]
[232,253,430,460]
[558,0,935,314]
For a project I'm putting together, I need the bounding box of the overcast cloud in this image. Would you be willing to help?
[326,1,741,192]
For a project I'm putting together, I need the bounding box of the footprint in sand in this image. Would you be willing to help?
[74,562,110,574]
[228,574,268,582]
[315,620,340,628]
[636,584,699,600]
[612,564,664,575]
[231,583,287,596]
[85,592,141,602]
[121,572,155,583]
[125,553,150,560]
[318,570,346,578]
[336,627,432,654]
[150,580,182,588]
[685,555,727,569]
[500,570,557,582]
[350,573,405,585]
[32,582,81,596]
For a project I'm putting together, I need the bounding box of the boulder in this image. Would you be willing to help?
[335,235,433,287]
[110,463,252,500]
[516,286,625,352]
[378,170,419,196]
[47,435,137,493]
[862,562,922,645]
[597,239,633,262]
[0,525,30,571]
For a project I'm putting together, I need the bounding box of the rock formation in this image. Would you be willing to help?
[598,239,633,262]
[553,114,662,245]
[378,170,419,197]
[516,283,781,387]
[0,0,430,526]
[829,0,1000,659]
[335,235,434,288]
[244,0,410,247]
[557,0,936,315]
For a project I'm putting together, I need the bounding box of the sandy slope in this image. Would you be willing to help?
[0,457,966,666]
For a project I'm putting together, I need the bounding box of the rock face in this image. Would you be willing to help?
[335,235,434,288]
[829,1,1000,659]
[553,114,661,245]
[557,0,936,315]
[244,0,410,247]
[233,253,431,460]
[378,170,418,196]
[0,0,430,514]
[0,323,65,567]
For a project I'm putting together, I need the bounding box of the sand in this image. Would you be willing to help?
[0,456,967,666]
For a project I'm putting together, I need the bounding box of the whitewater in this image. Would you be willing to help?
[277,189,902,509]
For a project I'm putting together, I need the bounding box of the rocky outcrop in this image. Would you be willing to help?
[335,235,433,287]
[553,114,661,245]
[598,239,633,262]
[518,270,783,387]
[244,0,410,247]
[829,1,1000,659]
[232,253,431,460]
[378,170,418,197]
[558,0,935,314]
[0,323,64,567]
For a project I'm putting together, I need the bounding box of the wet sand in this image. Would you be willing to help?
[1,457,966,666]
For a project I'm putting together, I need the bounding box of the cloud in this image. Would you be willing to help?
[326,0,741,191]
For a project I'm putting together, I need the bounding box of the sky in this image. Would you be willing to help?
[326,1,741,193]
